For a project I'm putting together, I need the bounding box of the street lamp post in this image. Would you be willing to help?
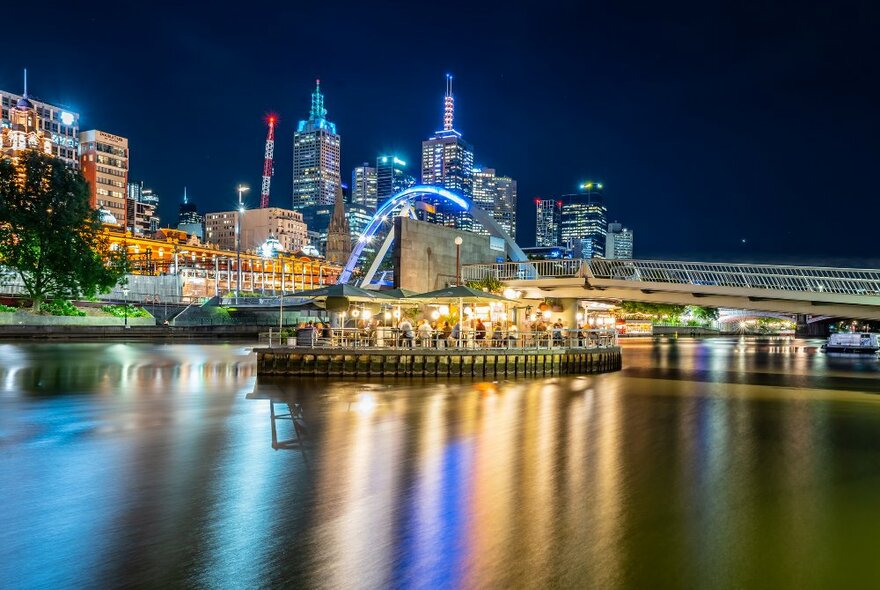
[454,236,463,286]
[236,184,249,301]
[123,287,130,329]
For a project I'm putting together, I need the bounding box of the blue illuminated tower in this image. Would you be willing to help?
[292,80,341,210]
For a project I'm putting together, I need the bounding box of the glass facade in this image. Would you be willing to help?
[351,164,377,210]
[559,185,607,258]
[292,81,341,209]
[535,199,561,247]
[376,155,414,209]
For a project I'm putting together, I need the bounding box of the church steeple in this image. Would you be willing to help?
[324,186,351,266]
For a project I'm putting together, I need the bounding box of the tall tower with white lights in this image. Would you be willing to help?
[421,74,474,229]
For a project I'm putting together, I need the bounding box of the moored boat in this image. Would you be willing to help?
[821,332,880,355]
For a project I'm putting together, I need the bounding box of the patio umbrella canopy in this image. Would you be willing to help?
[378,288,419,300]
[406,285,512,303]
[291,284,395,302]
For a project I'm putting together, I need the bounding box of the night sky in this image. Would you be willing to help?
[4,1,879,263]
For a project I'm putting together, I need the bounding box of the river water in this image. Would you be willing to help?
[2,338,880,589]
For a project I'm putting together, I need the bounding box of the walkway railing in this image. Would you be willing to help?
[265,328,618,350]
[462,259,880,297]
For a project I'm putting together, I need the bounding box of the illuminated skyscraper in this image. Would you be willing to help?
[351,163,377,210]
[535,199,561,247]
[376,155,414,208]
[472,167,517,238]
[292,80,341,210]
[606,222,634,259]
[559,182,607,258]
[421,75,474,229]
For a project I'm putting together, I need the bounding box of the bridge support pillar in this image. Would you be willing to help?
[560,298,581,330]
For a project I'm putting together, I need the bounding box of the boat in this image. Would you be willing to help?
[821,332,880,355]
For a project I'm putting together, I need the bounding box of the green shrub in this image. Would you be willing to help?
[0,303,16,313]
[101,304,150,318]
[42,300,86,316]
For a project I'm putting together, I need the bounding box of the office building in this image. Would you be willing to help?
[347,202,373,243]
[292,80,341,210]
[80,130,129,228]
[606,222,634,259]
[376,155,415,209]
[204,211,239,251]
[351,164,377,210]
[126,182,160,235]
[495,174,517,239]
[559,182,607,258]
[472,167,518,238]
[535,199,561,247]
[1,72,80,167]
[421,75,474,229]
[177,189,204,240]
[240,207,309,253]
[300,203,333,255]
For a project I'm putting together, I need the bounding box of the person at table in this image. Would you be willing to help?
[440,321,452,348]
[450,321,462,347]
[398,318,415,348]
[475,319,487,346]
[418,319,433,347]
[490,323,504,347]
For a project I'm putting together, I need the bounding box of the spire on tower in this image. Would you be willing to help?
[23,68,28,97]
[310,78,327,121]
[183,186,188,204]
[443,74,455,131]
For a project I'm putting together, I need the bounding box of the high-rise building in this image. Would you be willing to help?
[238,207,309,254]
[292,80,341,210]
[421,75,474,229]
[80,130,129,228]
[559,182,607,258]
[177,189,204,240]
[606,222,634,259]
[472,167,517,238]
[347,202,373,243]
[126,182,159,235]
[351,163,377,210]
[204,211,239,251]
[535,199,561,247]
[1,72,80,167]
[139,185,161,232]
[376,155,415,209]
[495,174,517,240]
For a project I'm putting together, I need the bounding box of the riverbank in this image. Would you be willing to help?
[0,324,263,340]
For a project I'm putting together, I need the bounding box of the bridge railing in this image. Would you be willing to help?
[462,258,880,297]
[462,259,585,282]
[587,259,880,296]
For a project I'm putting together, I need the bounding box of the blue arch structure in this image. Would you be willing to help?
[339,185,528,284]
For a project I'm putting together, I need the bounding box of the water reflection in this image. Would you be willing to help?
[4,339,880,587]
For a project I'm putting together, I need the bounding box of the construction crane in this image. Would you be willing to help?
[260,115,276,208]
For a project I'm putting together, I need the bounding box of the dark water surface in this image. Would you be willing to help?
[3,338,880,589]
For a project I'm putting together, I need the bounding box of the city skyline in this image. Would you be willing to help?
[3,2,879,262]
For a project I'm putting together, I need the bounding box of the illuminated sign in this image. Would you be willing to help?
[489,236,505,252]
[97,130,126,145]
[60,112,74,126]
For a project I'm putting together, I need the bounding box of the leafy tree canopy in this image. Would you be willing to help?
[0,152,127,310]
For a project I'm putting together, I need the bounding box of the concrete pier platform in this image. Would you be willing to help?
[255,346,622,378]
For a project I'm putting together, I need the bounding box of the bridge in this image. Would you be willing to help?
[462,258,880,321]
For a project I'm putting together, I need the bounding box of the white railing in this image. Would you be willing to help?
[266,327,618,350]
[462,258,880,297]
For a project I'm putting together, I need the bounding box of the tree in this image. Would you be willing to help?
[691,306,719,322]
[0,152,126,311]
